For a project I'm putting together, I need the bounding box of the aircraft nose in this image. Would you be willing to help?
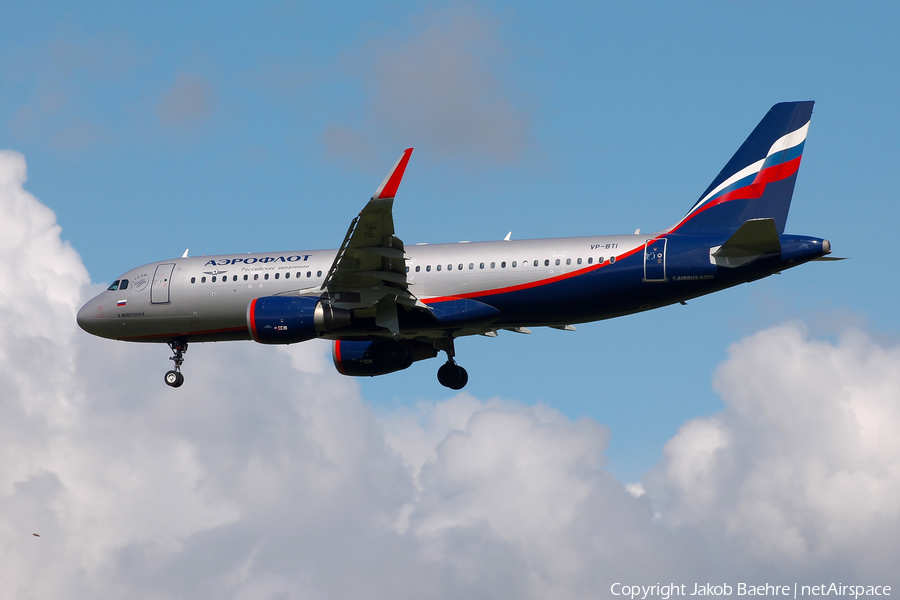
[76,300,97,334]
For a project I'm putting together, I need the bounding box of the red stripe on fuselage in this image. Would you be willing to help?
[424,245,648,304]
[425,263,605,304]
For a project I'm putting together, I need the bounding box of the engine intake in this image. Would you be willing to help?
[248,296,353,344]
[333,339,437,376]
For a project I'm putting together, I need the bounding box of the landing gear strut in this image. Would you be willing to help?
[436,336,468,390]
[164,339,187,388]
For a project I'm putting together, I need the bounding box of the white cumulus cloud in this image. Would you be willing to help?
[325,7,531,168]
[648,323,900,581]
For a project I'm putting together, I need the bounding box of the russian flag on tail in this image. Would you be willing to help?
[672,101,814,236]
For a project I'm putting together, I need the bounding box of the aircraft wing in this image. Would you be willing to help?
[322,149,426,334]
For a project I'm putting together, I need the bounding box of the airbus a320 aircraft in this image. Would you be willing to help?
[78,101,838,389]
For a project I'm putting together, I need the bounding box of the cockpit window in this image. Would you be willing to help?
[119,279,129,290]
[107,280,120,291]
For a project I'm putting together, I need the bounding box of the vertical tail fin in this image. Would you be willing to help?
[671,101,814,235]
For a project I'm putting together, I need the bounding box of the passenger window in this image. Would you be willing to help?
[233,275,238,282]
[406,266,409,273]
[598,256,604,264]
[119,279,129,290]
[437,265,442,271]
[610,256,616,264]
[426,265,431,272]
[285,272,290,279]
[264,273,269,280]
[415,265,421,272]
[317,271,322,277]
[588,257,593,264]
[501,261,506,268]
[480,262,485,269]
[459,264,463,270]
[566,258,571,265]
[191,277,196,284]
[554,259,559,266]
[275,273,280,279]
[107,280,120,291]
[491,262,496,268]
[306,271,311,278]
[254,274,259,280]
[201,276,207,283]
[243,275,248,281]
[212,276,217,282]
[447,264,452,271]
[577,258,582,265]
[512,261,517,267]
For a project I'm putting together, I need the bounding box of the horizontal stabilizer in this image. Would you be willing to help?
[710,218,781,268]
[813,256,847,261]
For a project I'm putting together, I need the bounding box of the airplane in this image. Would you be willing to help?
[77,101,838,390]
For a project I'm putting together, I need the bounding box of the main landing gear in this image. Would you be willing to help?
[164,339,187,388]
[436,337,468,390]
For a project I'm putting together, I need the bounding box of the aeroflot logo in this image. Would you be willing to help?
[204,255,312,266]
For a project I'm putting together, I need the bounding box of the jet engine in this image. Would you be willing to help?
[247,296,353,344]
[333,339,438,376]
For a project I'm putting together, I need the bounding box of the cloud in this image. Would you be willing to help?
[647,323,900,581]
[156,73,217,129]
[2,32,137,152]
[1,150,898,597]
[241,58,315,98]
[383,398,699,596]
[324,7,531,168]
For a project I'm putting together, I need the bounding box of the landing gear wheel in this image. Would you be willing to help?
[165,339,188,388]
[437,362,468,390]
[164,370,184,388]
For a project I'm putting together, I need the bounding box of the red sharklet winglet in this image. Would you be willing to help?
[373,148,413,200]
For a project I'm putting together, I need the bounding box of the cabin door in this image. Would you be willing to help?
[150,263,176,304]
[643,238,667,282]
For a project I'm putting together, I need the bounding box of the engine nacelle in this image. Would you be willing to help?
[248,296,353,344]
[333,339,438,376]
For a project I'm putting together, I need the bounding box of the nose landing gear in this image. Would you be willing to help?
[164,339,187,388]
[436,336,468,390]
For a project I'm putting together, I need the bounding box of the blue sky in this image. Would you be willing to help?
[3,1,897,481]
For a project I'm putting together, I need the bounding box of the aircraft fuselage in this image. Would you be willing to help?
[76,231,828,344]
